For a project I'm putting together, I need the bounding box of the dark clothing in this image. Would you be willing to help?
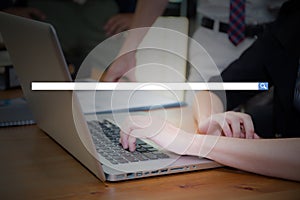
[1,0,136,12]
[115,0,136,13]
[213,0,300,138]
[0,0,26,10]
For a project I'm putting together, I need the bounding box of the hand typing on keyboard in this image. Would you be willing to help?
[88,119,170,165]
[120,115,197,155]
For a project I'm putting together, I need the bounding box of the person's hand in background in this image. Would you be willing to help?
[102,0,168,82]
[103,50,136,82]
[104,13,134,37]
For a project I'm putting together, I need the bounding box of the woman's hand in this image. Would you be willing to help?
[197,111,260,139]
[119,115,194,154]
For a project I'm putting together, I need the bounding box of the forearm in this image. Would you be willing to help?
[119,0,168,54]
[187,134,300,181]
[104,0,168,81]
[121,114,300,181]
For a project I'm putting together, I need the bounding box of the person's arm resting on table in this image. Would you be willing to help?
[119,114,300,181]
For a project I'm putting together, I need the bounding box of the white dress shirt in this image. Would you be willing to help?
[186,0,287,104]
[197,0,286,24]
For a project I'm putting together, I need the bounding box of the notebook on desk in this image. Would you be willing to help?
[0,12,220,181]
[0,97,35,127]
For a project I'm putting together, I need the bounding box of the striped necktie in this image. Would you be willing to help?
[294,64,300,112]
[228,0,246,46]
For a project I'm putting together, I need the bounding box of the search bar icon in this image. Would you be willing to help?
[258,82,269,90]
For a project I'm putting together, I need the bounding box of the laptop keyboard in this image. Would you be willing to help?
[87,120,169,165]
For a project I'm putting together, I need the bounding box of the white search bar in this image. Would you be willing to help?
[31,82,268,91]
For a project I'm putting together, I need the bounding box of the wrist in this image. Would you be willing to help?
[197,135,220,158]
[158,128,200,156]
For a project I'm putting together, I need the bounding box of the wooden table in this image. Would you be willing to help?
[0,89,300,200]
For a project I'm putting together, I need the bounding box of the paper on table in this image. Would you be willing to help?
[75,90,186,114]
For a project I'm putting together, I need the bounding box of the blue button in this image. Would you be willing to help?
[258,82,268,90]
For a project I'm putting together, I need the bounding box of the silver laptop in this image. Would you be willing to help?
[0,12,220,181]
